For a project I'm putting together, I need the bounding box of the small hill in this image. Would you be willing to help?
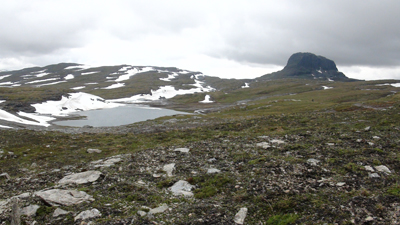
[260,52,356,81]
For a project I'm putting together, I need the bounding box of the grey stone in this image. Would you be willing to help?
[270,139,285,144]
[307,158,320,166]
[207,168,221,174]
[0,172,10,180]
[364,166,375,172]
[163,163,175,177]
[234,207,248,224]
[336,182,346,187]
[58,171,102,185]
[369,173,380,178]
[87,148,102,154]
[35,189,94,206]
[169,180,194,197]
[256,142,271,149]
[174,148,190,153]
[21,205,40,217]
[137,210,147,217]
[375,165,391,173]
[15,193,31,199]
[53,208,70,217]
[74,208,101,221]
[149,204,168,214]
[365,126,371,131]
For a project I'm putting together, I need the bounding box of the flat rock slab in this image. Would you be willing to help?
[58,171,102,185]
[75,208,101,221]
[53,208,70,217]
[149,204,169,214]
[169,180,194,197]
[35,189,94,206]
[21,205,40,217]
[234,207,248,224]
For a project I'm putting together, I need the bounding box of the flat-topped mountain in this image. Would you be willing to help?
[260,52,355,81]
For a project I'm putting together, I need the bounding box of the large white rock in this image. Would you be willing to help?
[74,208,101,221]
[234,207,248,224]
[58,171,102,185]
[169,180,194,197]
[35,189,94,206]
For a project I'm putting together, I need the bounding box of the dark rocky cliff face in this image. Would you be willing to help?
[261,52,356,81]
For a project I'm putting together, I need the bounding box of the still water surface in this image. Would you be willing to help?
[53,104,189,127]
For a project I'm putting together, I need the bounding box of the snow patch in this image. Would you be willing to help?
[115,67,154,82]
[35,72,50,78]
[0,109,52,127]
[322,86,333,90]
[377,83,400,87]
[0,81,14,86]
[81,71,99,76]
[26,78,58,84]
[32,92,123,116]
[64,74,74,80]
[160,72,178,82]
[102,83,125,89]
[36,81,66,87]
[199,95,214,103]
[110,81,214,103]
[0,75,11,80]
[71,86,85,90]
[241,83,250,88]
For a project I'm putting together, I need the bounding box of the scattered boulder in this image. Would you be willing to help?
[53,208,70,217]
[163,163,175,177]
[207,168,221,174]
[137,210,147,217]
[174,148,190,153]
[256,142,271,149]
[169,180,194,197]
[270,139,285,144]
[21,205,40,217]
[364,166,375,172]
[87,148,102,154]
[92,157,122,168]
[58,171,102,185]
[0,172,10,181]
[74,208,101,221]
[234,207,248,224]
[307,158,320,166]
[35,189,94,206]
[149,204,169,215]
[369,173,380,178]
[375,165,391,174]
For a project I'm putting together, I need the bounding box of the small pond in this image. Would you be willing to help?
[53,104,189,127]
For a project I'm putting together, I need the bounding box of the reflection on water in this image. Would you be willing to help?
[53,104,189,127]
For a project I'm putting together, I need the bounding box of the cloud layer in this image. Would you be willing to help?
[1,0,400,80]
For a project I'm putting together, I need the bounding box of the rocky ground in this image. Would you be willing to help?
[1,104,400,224]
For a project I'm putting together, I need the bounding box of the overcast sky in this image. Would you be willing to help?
[0,0,399,80]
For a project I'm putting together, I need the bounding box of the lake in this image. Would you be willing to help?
[53,104,189,127]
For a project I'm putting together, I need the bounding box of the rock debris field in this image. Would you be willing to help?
[1,108,400,224]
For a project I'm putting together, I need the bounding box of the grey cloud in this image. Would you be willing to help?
[210,1,400,67]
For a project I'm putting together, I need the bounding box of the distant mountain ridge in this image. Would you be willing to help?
[260,52,355,81]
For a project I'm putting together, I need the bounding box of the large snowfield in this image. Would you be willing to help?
[0,65,215,128]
